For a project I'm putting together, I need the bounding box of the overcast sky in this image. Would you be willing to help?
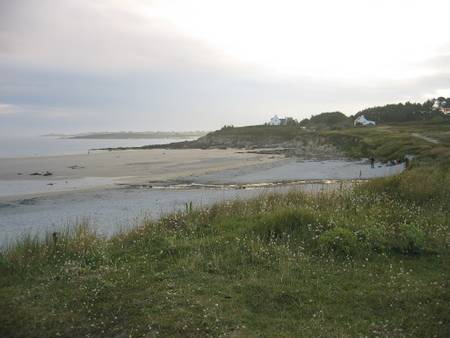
[1,0,450,134]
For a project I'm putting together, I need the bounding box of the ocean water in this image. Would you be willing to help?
[0,136,194,158]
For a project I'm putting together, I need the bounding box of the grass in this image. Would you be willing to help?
[1,165,449,337]
[1,120,450,337]
[322,119,450,165]
[196,124,316,148]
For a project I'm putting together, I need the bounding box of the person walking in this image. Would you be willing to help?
[370,157,375,169]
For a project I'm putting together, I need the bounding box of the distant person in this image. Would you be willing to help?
[370,157,375,169]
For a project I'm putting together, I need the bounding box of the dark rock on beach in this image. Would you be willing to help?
[30,171,53,176]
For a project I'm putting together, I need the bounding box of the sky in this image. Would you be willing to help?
[1,0,450,134]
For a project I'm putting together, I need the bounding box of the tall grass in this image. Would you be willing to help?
[1,165,449,337]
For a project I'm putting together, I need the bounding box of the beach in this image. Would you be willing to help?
[0,148,404,245]
[0,148,405,198]
[0,148,281,198]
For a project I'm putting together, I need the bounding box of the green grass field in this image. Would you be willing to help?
[1,121,449,337]
[323,119,450,164]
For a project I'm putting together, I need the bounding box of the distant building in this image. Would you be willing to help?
[354,115,376,127]
[442,107,450,115]
[269,115,281,125]
[269,115,293,126]
[432,100,440,110]
[432,98,450,114]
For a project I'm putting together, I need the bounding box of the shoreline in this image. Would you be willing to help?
[0,148,404,244]
[0,147,405,201]
[0,148,284,200]
[0,181,343,247]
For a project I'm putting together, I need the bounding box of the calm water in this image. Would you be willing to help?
[0,136,194,158]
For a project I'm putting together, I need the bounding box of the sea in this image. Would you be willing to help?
[0,135,195,158]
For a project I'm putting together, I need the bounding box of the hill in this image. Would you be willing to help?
[300,111,352,129]
[355,100,446,123]
[129,119,450,165]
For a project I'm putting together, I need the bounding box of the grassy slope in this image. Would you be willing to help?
[322,119,450,164]
[1,121,450,337]
[183,119,450,160]
[193,125,315,148]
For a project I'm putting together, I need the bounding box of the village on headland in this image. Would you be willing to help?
[268,113,376,127]
[268,96,450,128]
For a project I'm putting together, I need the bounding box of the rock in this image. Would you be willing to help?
[19,198,38,205]
[30,171,53,176]
[68,165,85,169]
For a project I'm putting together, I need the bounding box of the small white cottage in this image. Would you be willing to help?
[269,115,281,125]
[354,115,376,127]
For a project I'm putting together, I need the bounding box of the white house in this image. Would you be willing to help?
[354,115,376,127]
[432,98,450,114]
[269,115,281,125]
[432,100,441,110]
[269,115,293,125]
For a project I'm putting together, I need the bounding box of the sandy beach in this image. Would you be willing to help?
[0,149,282,199]
[0,148,405,245]
[0,148,406,201]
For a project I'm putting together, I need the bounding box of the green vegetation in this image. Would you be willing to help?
[355,99,447,123]
[185,124,317,149]
[1,113,450,337]
[170,119,450,165]
[323,119,450,165]
[1,165,449,337]
[300,111,352,130]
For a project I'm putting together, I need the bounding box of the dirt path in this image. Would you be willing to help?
[411,133,440,144]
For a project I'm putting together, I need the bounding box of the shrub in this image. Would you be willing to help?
[357,226,388,253]
[360,166,450,205]
[251,208,318,241]
[392,223,426,255]
[318,227,360,257]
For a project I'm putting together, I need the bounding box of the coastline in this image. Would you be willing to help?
[0,147,405,201]
[0,148,283,200]
[0,147,405,245]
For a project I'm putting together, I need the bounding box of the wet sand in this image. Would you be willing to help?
[0,149,282,199]
[0,148,404,200]
[0,183,339,246]
[0,149,405,245]
[188,159,405,184]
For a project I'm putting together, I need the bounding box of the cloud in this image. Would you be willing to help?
[0,0,236,74]
[1,0,450,135]
[421,52,450,74]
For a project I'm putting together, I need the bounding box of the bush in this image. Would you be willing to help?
[392,223,426,255]
[358,166,450,206]
[357,227,388,253]
[251,208,318,241]
[318,227,360,257]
